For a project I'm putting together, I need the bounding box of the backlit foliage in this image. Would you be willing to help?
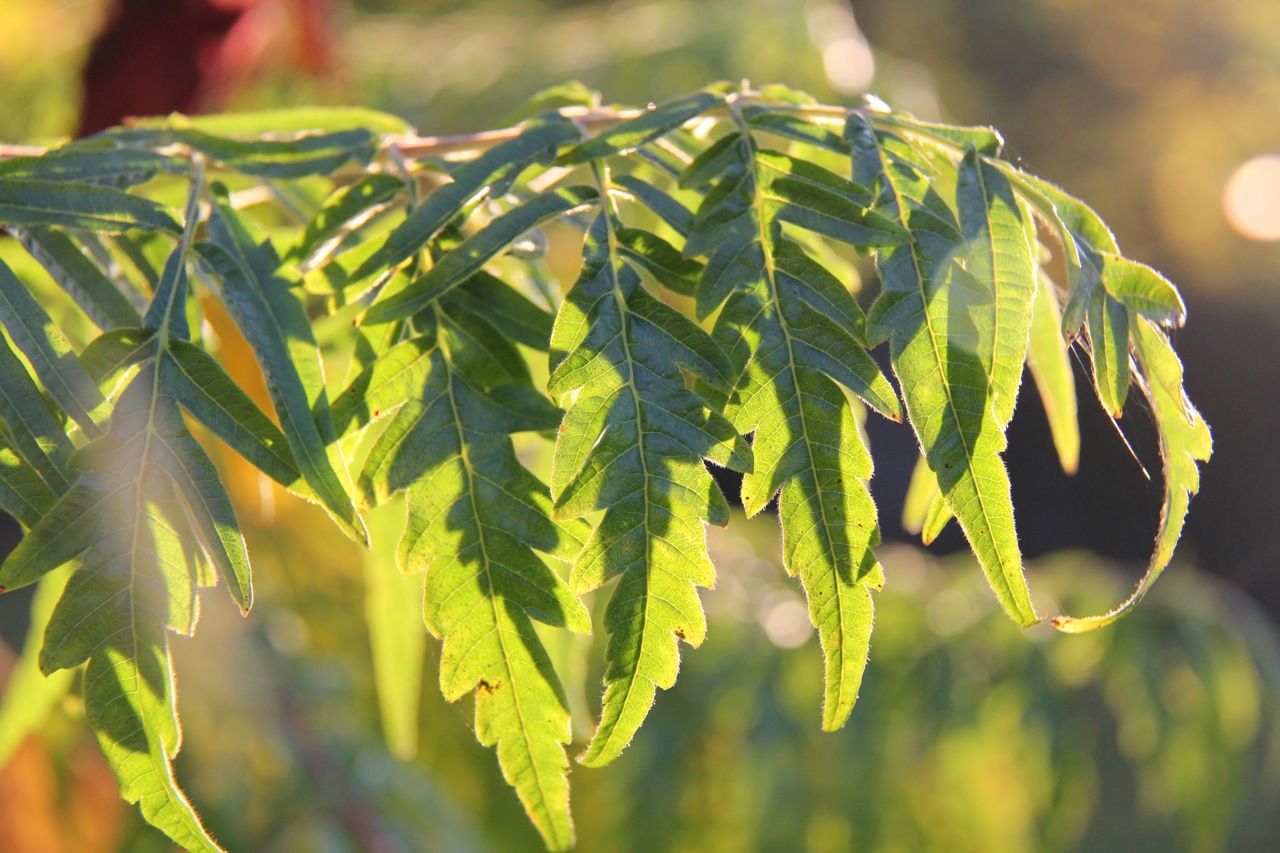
[0,83,1209,849]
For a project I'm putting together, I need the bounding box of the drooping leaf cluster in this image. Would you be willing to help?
[0,85,1208,850]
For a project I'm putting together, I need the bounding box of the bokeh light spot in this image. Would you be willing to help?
[1223,154,1280,241]
[761,596,813,648]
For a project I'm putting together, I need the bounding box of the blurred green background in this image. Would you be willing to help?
[2,0,1280,850]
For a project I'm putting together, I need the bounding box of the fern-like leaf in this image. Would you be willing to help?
[0,224,252,851]
[199,196,367,544]
[1054,316,1211,631]
[850,114,1040,626]
[687,128,901,729]
[548,206,752,765]
[341,305,590,850]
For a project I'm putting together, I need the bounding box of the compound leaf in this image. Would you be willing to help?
[352,307,589,850]
[548,208,751,766]
[692,130,895,729]
[851,114,1038,626]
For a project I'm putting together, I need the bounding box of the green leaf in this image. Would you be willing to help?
[332,335,435,445]
[868,109,1004,157]
[1088,288,1130,417]
[80,327,157,395]
[0,330,73,490]
[1005,167,1118,255]
[0,147,187,187]
[0,258,109,436]
[1054,317,1211,631]
[902,455,937,536]
[149,106,413,136]
[612,174,694,237]
[353,115,583,281]
[364,185,598,324]
[956,148,1037,429]
[201,199,366,544]
[1096,251,1186,326]
[0,443,59,528]
[901,458,957,544]
[1026,272,1080,473]
[505,80,600,123]
[691,130,895,729]
[355,318,589,850]
[615,226,703,296]
[19,227,144,330]
[441,271,555,350]
[289,173,404,269]
[0,355,251,852]
[851,114,1039,627]
[921,490,954,545]
[0,179,181,234]
[548,209,751,766]
[757,149,908,248]
[173,127,378,178]
[1000,165,1118,330]
[679,134,742,190]
[164,340,311,497]
[559,90,725,164]
[742,108,849,152]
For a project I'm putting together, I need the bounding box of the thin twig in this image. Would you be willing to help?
[0,97,870,164]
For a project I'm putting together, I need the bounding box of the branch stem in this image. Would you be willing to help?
[0,96,872,164]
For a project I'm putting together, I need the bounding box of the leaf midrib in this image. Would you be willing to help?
[595,205,655,761]
[440,349,567,850]
[746,147,852,711]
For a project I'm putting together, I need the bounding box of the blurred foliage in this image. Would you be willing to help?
[5,490,1279,852]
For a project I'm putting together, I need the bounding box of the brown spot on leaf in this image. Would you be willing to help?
[673,627,686,641]
[477,679,500,696]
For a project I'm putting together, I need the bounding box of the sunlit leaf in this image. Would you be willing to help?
[691,130,896,728]
[0,179,181,234]
[363,185,598,323]
[1055,317,1211,631]
[559,90,725,164]
[353,115,583,281]
[851,114,1038,626]
[201,198,366,544]
[19,227,143,330]
[349,304,589,849]
[549,207,751,765]
[0,257,109,436]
